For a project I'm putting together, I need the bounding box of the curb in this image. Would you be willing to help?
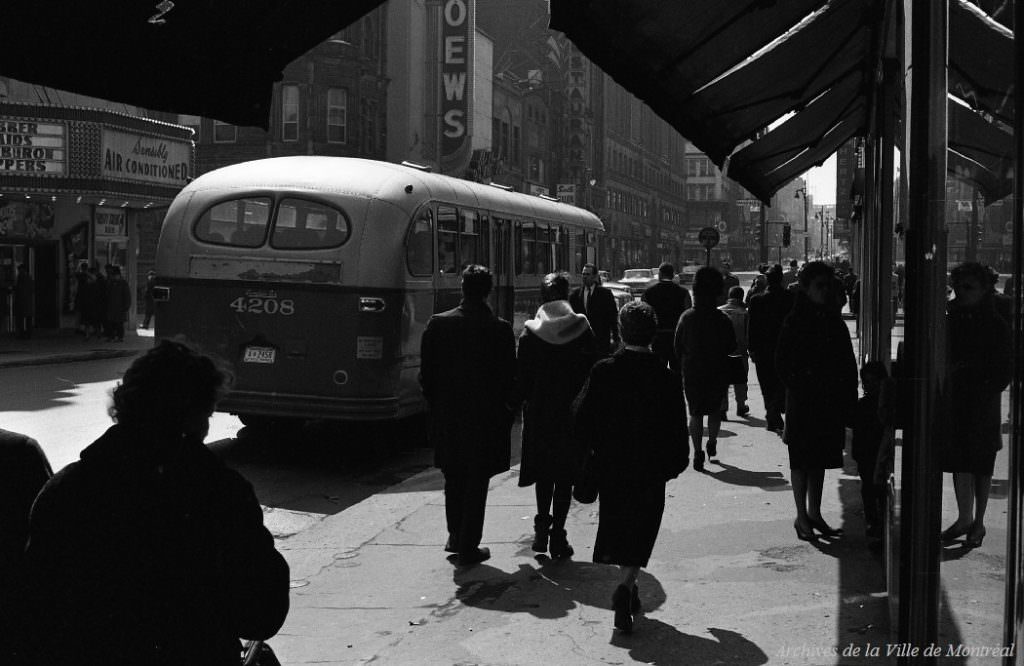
[0,348,145,369]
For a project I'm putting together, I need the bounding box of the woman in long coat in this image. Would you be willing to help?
[573,301,688,633]
[518,272,595,559]
[941,262,1012,547]
[674,267,736,471]
[776,261,857,541]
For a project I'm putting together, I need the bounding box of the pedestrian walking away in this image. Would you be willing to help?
[105,265,132,342]
[24,340,290,665]
[940,262,1012,548]
[718,285,750,419]
[747,265,794,433]
[141,269,158,329]
[674,267,735,471]
[570,263,621,356]
[642,261,692,374]
[419,264,517,566]
[517,272,596,560]
[572,301,688,633]
[776,261,858,542]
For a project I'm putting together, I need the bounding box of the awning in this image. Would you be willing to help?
[948,99,1014,201]
[2,0,388,129]
[550,0,873,201]
[726,70,867,202]
[551,0,1015,204]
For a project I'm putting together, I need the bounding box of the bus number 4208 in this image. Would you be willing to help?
[229,296,295,315]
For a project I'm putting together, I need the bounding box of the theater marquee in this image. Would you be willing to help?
[0,120,66,175]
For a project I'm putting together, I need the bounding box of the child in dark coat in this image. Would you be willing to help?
[851,361,889,538]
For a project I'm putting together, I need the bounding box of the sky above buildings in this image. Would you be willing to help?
[804,153,837,205]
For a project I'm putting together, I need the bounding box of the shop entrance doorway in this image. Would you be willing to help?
[0,243,59,334]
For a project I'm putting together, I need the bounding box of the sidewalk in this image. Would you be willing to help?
[0,326,152,368]
[273,380,892,665]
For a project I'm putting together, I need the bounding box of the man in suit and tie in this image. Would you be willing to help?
[569,263,620,355]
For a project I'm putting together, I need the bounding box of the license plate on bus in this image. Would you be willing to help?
[243,346,277,364]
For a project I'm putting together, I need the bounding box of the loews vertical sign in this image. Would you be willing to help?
[440,0,473,173]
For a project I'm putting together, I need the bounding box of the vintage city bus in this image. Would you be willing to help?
[152,156,603,425]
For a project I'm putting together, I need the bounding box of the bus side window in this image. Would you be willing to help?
[533,222,549,275]
[479,214,491,269]
[520,221,535,274]
[437,206,458,274]
[514,221,523,275]
[406,209,434,276]
[459,209,479,268]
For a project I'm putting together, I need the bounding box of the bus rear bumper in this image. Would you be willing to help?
[221,391,403,421]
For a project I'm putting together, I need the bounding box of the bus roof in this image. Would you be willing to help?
[180,156,605,232]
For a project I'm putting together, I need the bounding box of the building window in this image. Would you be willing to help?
[327,88,348,143]
[213,120,236,143]
[282,85,300,142]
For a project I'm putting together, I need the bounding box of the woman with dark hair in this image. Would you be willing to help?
[518,272,595,558]
[25,339,290,665]
[573,301,688,633]
[673,267,736,471]
[942,262,1012,547]
[776,261,858,541]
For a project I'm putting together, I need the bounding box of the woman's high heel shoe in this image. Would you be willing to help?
[808,517,843,538]
[693,450,705,473]
[612,584,634,632]
[965,525,986,548]
[941,522,970,543]
[794,520,816,542]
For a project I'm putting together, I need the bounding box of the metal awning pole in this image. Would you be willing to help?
[1002,0,1024,660]
[899,0,948,659]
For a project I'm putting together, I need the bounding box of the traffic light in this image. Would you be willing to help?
[782,223,791,247]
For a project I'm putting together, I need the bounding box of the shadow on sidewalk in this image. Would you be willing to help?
[614,623,768,665]
[452,559,768,662]
[707,461,789,490]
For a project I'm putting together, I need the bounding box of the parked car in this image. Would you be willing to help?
[678,263,700,285]
[619,268,657,296]
[603,281,634,309]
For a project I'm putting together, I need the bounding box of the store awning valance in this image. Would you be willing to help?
[551,0,1015,203]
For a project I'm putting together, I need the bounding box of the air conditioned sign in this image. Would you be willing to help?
[101,129,191,186]
[0,120,66,174]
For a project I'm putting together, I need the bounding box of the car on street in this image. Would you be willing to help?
[619,268,657,296]
[603,281,634,309]
[678,263,700,285]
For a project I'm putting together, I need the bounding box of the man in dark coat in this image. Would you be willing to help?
[641,262,692,373]
[570,263,621,355]
[747,264,795,432]
[24,340,289,666]
[720,261,740,305]
[419,264,516,565]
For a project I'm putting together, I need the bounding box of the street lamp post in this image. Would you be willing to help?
[795,186,810,262]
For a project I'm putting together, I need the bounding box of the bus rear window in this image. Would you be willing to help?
[194,197,271,247]
[271,198,350,249]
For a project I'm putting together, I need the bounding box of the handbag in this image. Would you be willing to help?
[573,452,599,504]
[726,354,747,385]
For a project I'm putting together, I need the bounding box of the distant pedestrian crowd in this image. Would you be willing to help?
[70,261,139,342]
[419,258,1009,634]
